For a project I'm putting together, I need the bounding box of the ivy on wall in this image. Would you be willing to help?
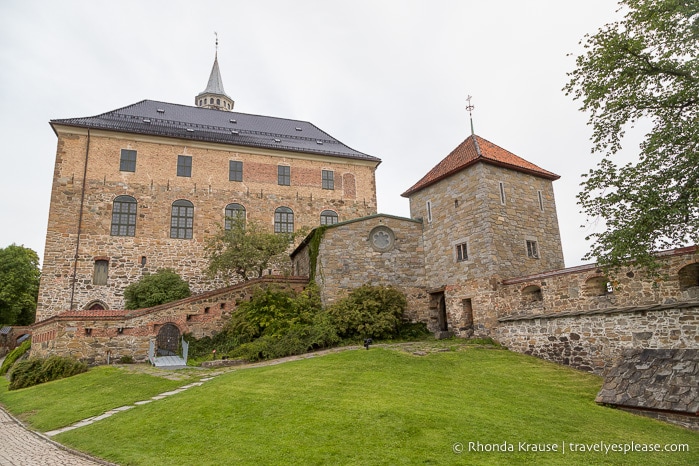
[307,226,327,282]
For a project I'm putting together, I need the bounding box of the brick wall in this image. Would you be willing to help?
[31,276,308,365]
[37,128,377,320]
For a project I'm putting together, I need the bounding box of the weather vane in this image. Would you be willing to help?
[466,95,475,136]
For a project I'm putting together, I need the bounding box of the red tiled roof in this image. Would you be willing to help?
[401,135,560,197]
[58,309,128,319]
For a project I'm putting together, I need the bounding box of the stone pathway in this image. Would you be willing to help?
[0,407,111,465]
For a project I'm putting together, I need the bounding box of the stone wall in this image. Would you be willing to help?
[492,247,699,375]
[409,163,564,288]
[292,214,432,328]
[37,127,377,320]
[31,276,308,365]
[495,303,699,375]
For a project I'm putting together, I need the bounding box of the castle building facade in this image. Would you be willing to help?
[36,55,380,321]
[293,133,565,335]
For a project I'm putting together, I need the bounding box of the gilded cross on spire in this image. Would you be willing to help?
[466,95,475,136]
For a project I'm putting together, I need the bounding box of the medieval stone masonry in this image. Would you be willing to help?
[37,97,379,320]
[29,53,698,429]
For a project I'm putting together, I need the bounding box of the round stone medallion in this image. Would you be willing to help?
[369,225,395,252]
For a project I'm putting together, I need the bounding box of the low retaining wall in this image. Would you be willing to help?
[30,276,309,365]
[495,302,699,375]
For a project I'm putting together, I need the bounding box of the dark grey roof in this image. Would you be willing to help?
[50,100,381,163]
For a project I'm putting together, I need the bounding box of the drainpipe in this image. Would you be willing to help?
[69,129,91,311]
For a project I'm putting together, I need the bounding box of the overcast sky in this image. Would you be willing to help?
[0,0,637,268]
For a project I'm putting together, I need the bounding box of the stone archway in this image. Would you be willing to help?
[156,323,180,356]
[85,300,108,311]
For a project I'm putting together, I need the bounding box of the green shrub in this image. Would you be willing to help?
[118,355,134,364]
[327,284,407,340]
[186,284,339,363]
[9,355,87,390]
[123,268,191,310]
[0,338,31,376]
[232,315,340,362]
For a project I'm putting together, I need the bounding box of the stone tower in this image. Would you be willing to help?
[402,134,565,335]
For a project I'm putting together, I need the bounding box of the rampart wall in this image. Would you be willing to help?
[493,247,699,375]
[31,276,308,365]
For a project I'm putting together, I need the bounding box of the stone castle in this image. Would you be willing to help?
[28,51,697,428]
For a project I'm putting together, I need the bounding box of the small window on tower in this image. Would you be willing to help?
[455,242,468,262]
[526,240,539,259]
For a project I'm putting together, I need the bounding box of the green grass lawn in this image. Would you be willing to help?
[0,365,198,431]
[2,345,697,465]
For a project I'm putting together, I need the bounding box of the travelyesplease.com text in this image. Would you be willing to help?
[452,440,690,455]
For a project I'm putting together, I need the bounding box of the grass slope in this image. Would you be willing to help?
[38,347,698,465]
[0,366,196,431]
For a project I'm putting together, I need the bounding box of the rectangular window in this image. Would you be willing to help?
[177,155,192,177]
[322,170,334,190]
[426,201,432,223]
[120,149,137,172]
[499,182,506,205]
[537,191,544,211]
[456,243,468,262]
[526,240,539,259]
[93,260,108,285]
[229,160,243,182]
[278,165,290,185]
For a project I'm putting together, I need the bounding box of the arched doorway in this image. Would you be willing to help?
[156,323,180,356]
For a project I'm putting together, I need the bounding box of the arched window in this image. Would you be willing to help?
[225,203,246,230]
[171,200,194,239]
[678,263,699,291]
[521,285,543,304]
[111,195,137,236]
[584,276,611,296]
[320,210,338,225]
[274,207,294,233]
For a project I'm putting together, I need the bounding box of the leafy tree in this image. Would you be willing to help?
[123,268,191,310]
[204,217,293,283]
[564,0,699,273]
[0,244,40,325]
